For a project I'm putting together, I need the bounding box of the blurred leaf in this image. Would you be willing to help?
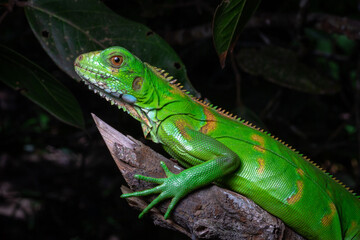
[0,45,84,128]
[24,0,198,96]
[328,61,340,80]
[333,34,356,55]
[22,113,50,133]
[305,28,333,53]
[345,124,356,135]
[350,70,357,85]
[237,46,340,94]
[317,38,333,53]
[305,28,355,56]
[213,0,261,68]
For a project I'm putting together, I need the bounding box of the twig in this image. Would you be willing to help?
[0,0,28,24]
[0,0,14,24]
[247,13,360,40]
[296,0,310,55]
[166,12,360,47]
[309,13,360,40]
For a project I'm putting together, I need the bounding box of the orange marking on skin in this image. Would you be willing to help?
[296,168,305,176]
[175,119,191,140]
[287,180,304,204]
[321,202,337,226]
[326,189,332,198]
[200,107,217,134]
[163,94,174,101]
[257,158,265,174]
[251,134,265,153]
[348,221,358,233]
[253,145,265,153]
[169,85,185,96]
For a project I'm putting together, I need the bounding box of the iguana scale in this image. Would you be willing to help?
[74,46,360,240]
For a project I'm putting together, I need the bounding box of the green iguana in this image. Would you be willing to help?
[74,46,360,240]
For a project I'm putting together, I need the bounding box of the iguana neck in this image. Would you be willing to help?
[131,63,189,143]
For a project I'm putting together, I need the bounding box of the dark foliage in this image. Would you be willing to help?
[0,0,359,239]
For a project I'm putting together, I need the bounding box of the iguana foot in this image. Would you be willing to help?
[121,161,187,219]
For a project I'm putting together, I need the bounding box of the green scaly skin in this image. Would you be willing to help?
[74,46,360,240]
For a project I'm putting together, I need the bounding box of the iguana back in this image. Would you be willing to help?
[177,100,360,239]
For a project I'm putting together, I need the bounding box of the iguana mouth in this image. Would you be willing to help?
[74,63,124,101]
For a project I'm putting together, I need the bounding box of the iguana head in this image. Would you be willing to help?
[74,46,170,135]
[74,46,150,106]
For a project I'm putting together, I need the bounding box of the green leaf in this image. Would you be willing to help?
[237,46,340,94]
[333,34,356,55]
[24,0,198,96]
[213,0,261,68]
[0,45,84,128]
[304,28,333,54]
[345,124,356,135]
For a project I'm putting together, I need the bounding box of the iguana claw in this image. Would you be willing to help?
[121,161,182,219]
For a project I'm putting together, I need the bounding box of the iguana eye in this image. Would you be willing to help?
[110,55,123,67]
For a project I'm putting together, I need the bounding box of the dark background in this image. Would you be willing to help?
[1,0,359,239]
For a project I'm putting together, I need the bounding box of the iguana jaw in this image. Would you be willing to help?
[74,61,151,128]
[75,62,123,99]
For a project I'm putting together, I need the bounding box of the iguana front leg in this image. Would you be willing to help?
[121,120,241,219]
